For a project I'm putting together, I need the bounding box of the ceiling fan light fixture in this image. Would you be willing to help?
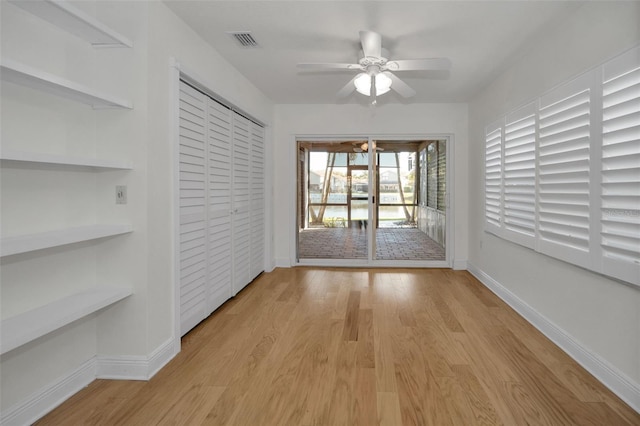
[354,72,392,96]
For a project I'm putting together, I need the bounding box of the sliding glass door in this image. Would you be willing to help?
[296,138,447,265]
[373,140,446,262]
[297,140,370,260]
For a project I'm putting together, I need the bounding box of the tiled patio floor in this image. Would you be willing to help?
[298,227,445,261]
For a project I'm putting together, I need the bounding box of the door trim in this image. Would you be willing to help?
[292,133,454,268]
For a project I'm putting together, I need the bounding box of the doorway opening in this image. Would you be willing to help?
[296,139,448,264]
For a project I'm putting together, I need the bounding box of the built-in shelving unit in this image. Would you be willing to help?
[1,224,133,257]
[0,59,133,109]
[8,0,132,48]
[0,149,132,170]
[0,2,136,416]
[0,286,133,355]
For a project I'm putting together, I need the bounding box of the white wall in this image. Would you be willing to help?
[143,1,273,351]
[272,103,468,267]
[1,0,274,420]
[468,1,640,406]
[1,0,149,413]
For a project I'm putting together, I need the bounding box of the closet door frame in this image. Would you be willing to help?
[171,61,268,346]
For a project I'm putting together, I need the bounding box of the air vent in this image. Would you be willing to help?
[227,31,259,48]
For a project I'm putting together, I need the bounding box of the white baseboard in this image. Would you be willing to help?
[467,262,640,413]
[97,338,176,380]
[0,358,96,426]
[148,338,178,378]
[1,339,177,426]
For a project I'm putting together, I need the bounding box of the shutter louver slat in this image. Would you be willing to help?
[485,127,502,229]
[504,105,536,242]
[601,62,640,283]
[538,83,591,262]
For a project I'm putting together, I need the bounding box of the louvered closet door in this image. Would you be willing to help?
[250,122,265,279]
[178,82,208,335]
[206,98,233,313]
[232,113,252,294]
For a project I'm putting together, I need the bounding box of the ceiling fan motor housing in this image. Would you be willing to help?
[358,47,390,67]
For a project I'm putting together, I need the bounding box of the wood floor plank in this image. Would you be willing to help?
[323,341,358,426]
[436,376,479,426]
[36,267,640,426]
[372,303,398,393]
[450,364,501,426]
[377,391,403,426]
[352,367,378,426]
[155,384,225,425]
[356,308,375,368]
[342,290,361,341]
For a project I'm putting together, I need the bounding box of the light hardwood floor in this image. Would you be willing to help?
[38,268,639,425]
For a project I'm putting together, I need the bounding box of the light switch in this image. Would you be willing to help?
[116,185,127,204]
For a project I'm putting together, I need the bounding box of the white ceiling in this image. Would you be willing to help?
[164,1,580,105]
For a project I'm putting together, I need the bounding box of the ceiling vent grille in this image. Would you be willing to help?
[227,32,259,48]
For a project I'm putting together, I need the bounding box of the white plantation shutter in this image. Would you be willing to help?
[206,98,233,311]
[600,47,640,285]
[178,82,208,335]
[538,74,592,268]
[250,122,265,279]
[485,122,503,232]
[503,103,536,247]
[232,113,252,294]
[483,46,640,286]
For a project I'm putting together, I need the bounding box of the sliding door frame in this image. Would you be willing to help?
[292,133,454,268]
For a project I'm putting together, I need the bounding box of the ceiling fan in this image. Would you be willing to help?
[297,30,451,104]
[353,141,383,152]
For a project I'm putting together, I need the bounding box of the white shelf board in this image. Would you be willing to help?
[1,224,133,257]
[8,0,132,48]
[0,59,133,109]
[0,149,132,170]
[1,286,132,354]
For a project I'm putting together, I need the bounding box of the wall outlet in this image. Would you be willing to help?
[116,185,127,204]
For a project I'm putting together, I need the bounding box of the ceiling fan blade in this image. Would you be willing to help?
[297,63,361,70]
[384,72,416,98]
[336,75,358,98]
[386,58,452,71]
[359,30,382,58]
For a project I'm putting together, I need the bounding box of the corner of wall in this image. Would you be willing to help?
[97,337,177,380]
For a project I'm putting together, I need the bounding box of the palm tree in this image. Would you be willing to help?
[395,152,414,222]
[315,152,336,223]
